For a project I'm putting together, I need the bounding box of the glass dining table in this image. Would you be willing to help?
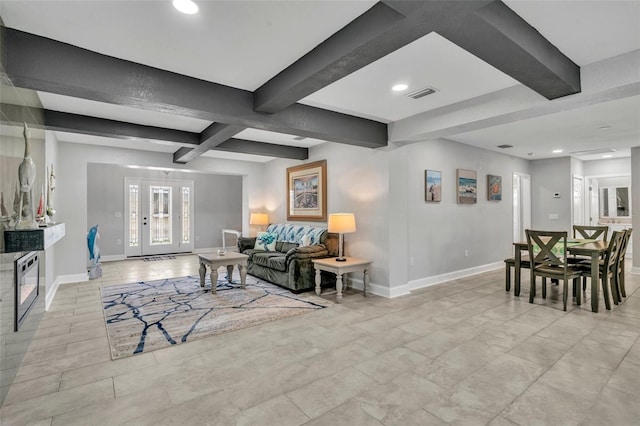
[512,239,609,312]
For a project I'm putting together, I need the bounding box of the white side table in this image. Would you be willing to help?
[221,229,242,250]
[312,257,371,303]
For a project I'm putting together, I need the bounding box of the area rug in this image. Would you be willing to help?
[100,274,331,360]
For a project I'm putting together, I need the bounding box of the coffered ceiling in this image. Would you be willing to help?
[1,0,639,163]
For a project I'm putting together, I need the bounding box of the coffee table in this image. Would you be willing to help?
[198,252,248,294]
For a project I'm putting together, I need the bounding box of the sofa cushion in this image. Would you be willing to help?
[252,252,287,272]
[276,241,299,253]
[266,224,326,245]
[254,232,277,251]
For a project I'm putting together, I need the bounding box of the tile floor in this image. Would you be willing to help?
[1,255,639,425]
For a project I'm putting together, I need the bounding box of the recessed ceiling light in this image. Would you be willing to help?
[527,153,535,156]
[392,84,408,92]
[552,149,563,154]
[602,154,613,158]
[173,0,198,14]
[599,125,612,130]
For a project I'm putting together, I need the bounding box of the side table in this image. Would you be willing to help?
[312,257,371,303]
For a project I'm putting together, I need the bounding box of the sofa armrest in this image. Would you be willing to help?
[237,237,256,252]
[285,244,329,265]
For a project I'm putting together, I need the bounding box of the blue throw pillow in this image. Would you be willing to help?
[254,232,277,251]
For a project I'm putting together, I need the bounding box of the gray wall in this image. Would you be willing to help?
[632,147,640,272]
[87,163,242,256]
[530,157,572,231]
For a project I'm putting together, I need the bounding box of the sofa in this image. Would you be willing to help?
[237,223,338,293]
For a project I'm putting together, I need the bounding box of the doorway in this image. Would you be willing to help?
[124,178,194,257]
[572,175,584,226]
[513,173,531,242]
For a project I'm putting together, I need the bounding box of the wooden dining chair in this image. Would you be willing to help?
[614,228,632,299]
[576,230,625,309]
[572,225,609,241]
[526,230,584,311]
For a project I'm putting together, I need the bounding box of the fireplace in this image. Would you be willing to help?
[14,251,39,332]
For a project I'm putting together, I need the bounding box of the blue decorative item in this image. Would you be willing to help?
[87,224,102,279]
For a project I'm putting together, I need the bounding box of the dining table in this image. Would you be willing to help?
[512,238,609,312]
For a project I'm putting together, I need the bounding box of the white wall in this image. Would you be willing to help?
[632,147,640,273]
[583,157,631,176]
[44,131,59,307]
[55,142,263,279]
[405,139,530,287]
[530,157,572,231]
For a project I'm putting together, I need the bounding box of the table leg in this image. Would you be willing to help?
[336,273,343,303]
[515,246,522,297]
[591,252,599,312]
[315,269,321,296]
[211,267,219,294]
[226,264,234,283]
[363,268,369,297]
[239,264,247,289]
[199,261,206,287]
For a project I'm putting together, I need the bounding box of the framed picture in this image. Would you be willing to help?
[456,169,477,204]
[425,170,442,202]
[287,160,327,221]
[487,174,502,201]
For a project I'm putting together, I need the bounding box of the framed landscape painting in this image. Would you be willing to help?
[425,170,441,202]
[487,174,502,201]
[287,160,327,221]
[456,169,477,204]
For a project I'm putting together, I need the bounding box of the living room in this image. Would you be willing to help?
[1,0,639,423]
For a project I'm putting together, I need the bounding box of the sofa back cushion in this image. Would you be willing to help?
[266,224,327,246]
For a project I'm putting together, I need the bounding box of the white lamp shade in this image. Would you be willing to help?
[250,213,269,226]
[328,213,356,234]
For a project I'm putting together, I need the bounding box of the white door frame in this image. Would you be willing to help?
[513,172,531,243]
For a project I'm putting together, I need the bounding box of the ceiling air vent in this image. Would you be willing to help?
[407,86,438,100]
[497,144,514,149]
[571,148,616,156]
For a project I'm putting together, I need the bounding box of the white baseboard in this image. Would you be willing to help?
[409,261,503,292]
[45,278,60,311]
[58,273,89,285]
[631,266,640,275]
[347,277,410,299]
[101,254,126,262]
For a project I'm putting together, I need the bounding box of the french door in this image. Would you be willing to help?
[124,178,194,257]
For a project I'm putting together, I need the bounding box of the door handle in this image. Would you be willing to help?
[143,217,147,226]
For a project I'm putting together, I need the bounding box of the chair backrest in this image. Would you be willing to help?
[617,228,632,263]
[525,230,569,268]
[573,225,608,241]
[604,230,625,272]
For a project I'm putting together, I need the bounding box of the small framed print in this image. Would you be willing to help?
[487,174,502,201]
[425,170,442,202]
[457,169,477,204]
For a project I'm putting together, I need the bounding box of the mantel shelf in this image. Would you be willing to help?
[3,223,65,253]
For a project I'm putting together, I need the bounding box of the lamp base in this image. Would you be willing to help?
[335,257,347,262]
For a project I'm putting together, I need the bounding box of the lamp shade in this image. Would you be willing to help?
[250,213,269,226]
[328,213,356,234]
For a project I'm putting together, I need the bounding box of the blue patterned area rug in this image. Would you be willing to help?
[100,275,331,360]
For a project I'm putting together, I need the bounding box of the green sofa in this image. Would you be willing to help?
[237,224,338,293]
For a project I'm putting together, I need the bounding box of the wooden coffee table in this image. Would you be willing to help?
[198,252,248,294]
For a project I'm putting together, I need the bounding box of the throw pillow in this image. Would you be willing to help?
[299,234,312,247]
[254,232,277,251]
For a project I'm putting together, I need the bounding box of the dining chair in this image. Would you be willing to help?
[576,230,625,309]
[572,225,609,241]
[526,230,584,311]
[504,256,530,291]
[614,228,632,299]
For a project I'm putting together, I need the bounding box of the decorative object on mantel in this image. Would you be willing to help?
[286,160,327,221]
[16,123,38,230]
[87,224,102,279]
[328,212,356,262]
[46,164,56,222]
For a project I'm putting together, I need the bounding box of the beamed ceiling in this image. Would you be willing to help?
[1,0,639,163]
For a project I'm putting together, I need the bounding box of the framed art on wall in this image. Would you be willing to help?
[425,170,442,202]
[287,160,327,221]
[487,174,502,201]
[456,169,477,204]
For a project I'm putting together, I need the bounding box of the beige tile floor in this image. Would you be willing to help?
[1,254,639,425]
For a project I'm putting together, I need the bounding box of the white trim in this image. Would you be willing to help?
[409,261,503,291]
[57,273,89,284]
[45,277,60,311]
[631,266,640,275]
[101,255,126,262]
[346,278,408,299]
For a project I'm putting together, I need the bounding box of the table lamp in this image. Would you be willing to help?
[328,213,356,262]
[250,212,269,232]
